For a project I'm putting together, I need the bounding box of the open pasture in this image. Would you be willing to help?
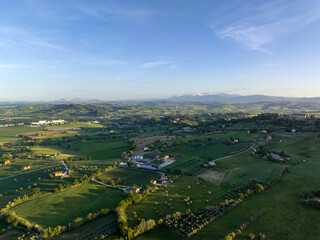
[46,122,105,130]
[53,213,117,240]
[97,167,161,187]
[0,126,44,143]
[12,182,124,228]
[69,139,130,160]
[23,129,80,139]
[162,141,251,173]
[136,133,320,240]
[0,164,68,208]
[126,175,226,226]
[0,159,58,178]
[30,146,77,159]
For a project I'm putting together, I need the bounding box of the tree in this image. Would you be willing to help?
[31,187,40,196]
[254,184,265,193]
[248,233,255,240]
[128,191,134,198]
[259,233,266,240]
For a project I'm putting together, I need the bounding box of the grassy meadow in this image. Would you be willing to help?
[12,182,124,228]
[0,126,44,142]
[97,167,161,187]
[68,140,130,160]
[135,133,320,240]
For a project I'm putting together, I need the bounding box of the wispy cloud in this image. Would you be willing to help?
[140,61,172,69]
[0,64,33,70]
[0,25,65,51]
[69,1,152,22]
[211,0,320,52]
[85,58,127,66]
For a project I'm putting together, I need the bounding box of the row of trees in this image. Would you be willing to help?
[116,187,159,239]
[224,209,266,240]
[40,209,110,238]
[301,187,320,209]
[164,176,282,238]
[164,198,243,238]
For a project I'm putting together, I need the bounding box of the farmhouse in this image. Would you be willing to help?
[4,160,11,165]
[183,127,195,132]
[150,180,157,185]
[161,175,168,181]
[266,136,272,141]
[90,120,100,124]
[52,119,67,125]
[209,161,217,167]
[160,179,169,185]
[130,186,140,194]
[270,153,284,161]
[54,171,63,177]
[162,155,170,162]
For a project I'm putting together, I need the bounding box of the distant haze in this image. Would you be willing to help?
[1,0,320,100]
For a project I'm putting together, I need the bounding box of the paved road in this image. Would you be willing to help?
[91,178,129,192]
[213,144,256,162]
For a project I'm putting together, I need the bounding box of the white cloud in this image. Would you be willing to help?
[140,61,171,69]
[212,0,320,52]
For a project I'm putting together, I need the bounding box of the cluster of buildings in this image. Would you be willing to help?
[129,155,176,170]
[30,119,67,126]
[54,169,72,178]
[129,175,171,194]
[277,114,320,121]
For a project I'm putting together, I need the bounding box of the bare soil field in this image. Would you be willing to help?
[199,170,226,185]
[132,135,175,156]
[22,130,80,139]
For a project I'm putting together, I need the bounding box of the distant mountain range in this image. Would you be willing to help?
[169,93,320,103]
[1,93,320,105]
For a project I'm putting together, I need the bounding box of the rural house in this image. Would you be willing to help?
[130,186,140,194]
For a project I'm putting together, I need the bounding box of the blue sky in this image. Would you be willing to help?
[1,0,320,101]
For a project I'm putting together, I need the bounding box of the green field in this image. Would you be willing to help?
[163,140,251,173]
[53,213,117,240]
[30,146,77,159]
[97,167,161,187]
[69,140,130,160]
[0,126,43,142]
[0,159,58,178]
[12,182,124,228]
[0,163,79,208]
[135,134,320,240]
[126,175,225,226]
[46,122,105,130]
